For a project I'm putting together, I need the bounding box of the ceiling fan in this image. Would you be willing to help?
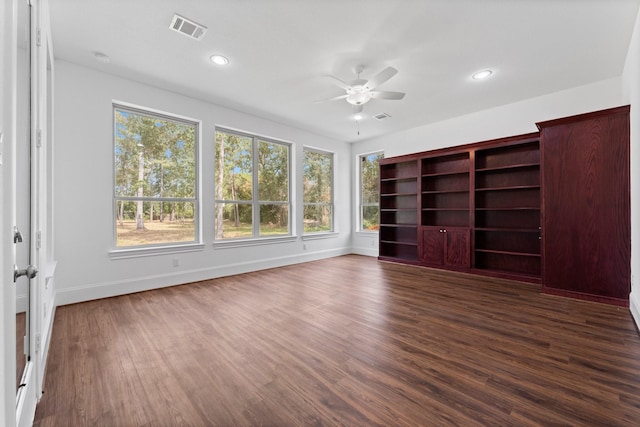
[323,65,406,114]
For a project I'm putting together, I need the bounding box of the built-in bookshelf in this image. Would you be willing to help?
[378,160,419,262]
[474,141,541,277]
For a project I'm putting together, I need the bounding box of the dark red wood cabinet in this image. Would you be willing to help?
[379,106,630,305]
[538,106,630,305]
[421,226,470,267]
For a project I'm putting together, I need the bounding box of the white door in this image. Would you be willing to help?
[1,1,21,425]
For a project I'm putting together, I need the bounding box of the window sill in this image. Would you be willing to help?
[214,235,298,249]
[109,243,205,260]
[302,232,339,241]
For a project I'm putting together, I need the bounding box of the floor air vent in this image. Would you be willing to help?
[169,14,207,40]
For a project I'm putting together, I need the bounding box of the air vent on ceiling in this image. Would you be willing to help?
[373,113,391,120]
[169,14,207,40]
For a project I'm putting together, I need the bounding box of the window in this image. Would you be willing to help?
[113,104,198,248]
[359,151,383,231]
[303,148,333,233]
[215,129,291,240]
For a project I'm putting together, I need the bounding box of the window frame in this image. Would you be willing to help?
[302,146,335,235]
[357,150,383,233]
[214,127,293,244]
[110,102,202,256]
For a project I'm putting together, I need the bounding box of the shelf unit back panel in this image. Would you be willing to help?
[422,153,469,175]
[422,210,469,227]
[422,174,469,192]
[380,226,418,244]
[380,161,418,179]
[475,142,540,169]
[380,209,417,225]
[380,178,418,195]
[475,209,540,230]
[380,194,418,210]
[380,241,418,261]
[475,251,541,276]
[476,167,540,189]
[422,192,469,209]
[475,188,540,209]
[475,230,540,254]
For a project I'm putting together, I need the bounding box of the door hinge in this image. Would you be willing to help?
[36,230,41,249]
[36,128,42,147]
[23,335,28,356]
[36,27,41,46]
[35,334,41,354]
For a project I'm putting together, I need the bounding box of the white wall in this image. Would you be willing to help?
[54,60,352,305]
[351,77,626,256]
[624,6,640,327]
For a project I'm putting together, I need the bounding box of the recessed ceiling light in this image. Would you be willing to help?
[472,69,493,80]
[94,52,110,64]
[353,113,364,121]
[210,55,229,65]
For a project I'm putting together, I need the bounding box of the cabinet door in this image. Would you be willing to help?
[421,227,444,265]
[540,107,630,301]
[445,228,470,267]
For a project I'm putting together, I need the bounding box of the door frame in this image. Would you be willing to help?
[1,0,19,425]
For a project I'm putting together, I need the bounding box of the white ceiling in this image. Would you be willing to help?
[49,0,639,143]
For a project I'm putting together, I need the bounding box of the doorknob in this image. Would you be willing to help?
[14,264,38,282]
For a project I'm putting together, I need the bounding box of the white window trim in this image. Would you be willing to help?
[112,102,202,251]
[214,127,293,241]
[357,150,383,233]
[303,146,335,235]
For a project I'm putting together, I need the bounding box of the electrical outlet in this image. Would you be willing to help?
[370,239,376,247]
[303,244,307,250]
[172,258,179,267]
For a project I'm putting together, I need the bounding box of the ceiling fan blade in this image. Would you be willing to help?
[327,75,352,91]
[370,91,406,100]
[363,67,398,91]
[314,94,349,103]
[353,104,364,114]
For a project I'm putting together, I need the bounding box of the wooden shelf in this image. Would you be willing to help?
[475,227,539,233]
[475,185,540,192]
[475,248,540,257]
[475,163,539,173]
[476,207,539,211]
[380,240,418,246]
[421,170,469,178]
[380,192,418,197]
[422,189,469,195]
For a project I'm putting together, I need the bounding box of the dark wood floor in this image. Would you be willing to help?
[34,255,640,426]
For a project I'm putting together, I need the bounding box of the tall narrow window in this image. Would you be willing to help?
[215,129,291,240]
[359,151,383,231]
[113,105,198,247]
[303,148,334,233]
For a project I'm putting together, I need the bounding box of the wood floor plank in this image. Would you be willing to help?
[34,255,640,426]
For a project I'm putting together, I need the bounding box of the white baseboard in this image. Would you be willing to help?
[56,248,352,306]
[630,291,640,332]
[350,247,378,257]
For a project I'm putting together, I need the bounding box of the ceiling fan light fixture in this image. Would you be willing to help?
[346,92,372,106]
